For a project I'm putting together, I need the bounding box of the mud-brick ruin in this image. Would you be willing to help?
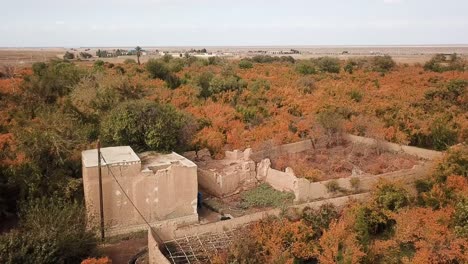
[82,146,198,235]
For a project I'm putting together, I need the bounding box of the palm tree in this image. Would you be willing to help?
[135,46,142,65]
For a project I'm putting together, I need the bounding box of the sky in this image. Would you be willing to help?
[1,0,468,47]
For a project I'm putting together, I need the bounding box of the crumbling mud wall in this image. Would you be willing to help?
[256,135,442,203]
[195,149,257,198]
[343,134,443,160]
[293,163,433,202]
[250,139,313,162]
[194,135,442,201]
[148,229,171,264]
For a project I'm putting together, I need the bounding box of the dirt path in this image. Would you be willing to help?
[99,237,147,264]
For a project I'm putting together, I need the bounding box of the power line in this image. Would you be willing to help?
[99,153,165,245]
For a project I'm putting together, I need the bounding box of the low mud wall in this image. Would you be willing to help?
[294,162,432,202]
[264,168,296,192]
[168,193,368,240]
[258,134,442,202]
[148,229,171,264]
[343,134,443,160]
[250,139,313,162]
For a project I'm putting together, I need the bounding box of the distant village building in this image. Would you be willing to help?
[82,146,199,235]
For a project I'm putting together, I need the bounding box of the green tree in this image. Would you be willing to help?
[238,59,253,69]
[101,100,193,152]
[135,46,142,65]
[21,61,83,115]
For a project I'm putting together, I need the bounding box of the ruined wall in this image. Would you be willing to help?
[197,149,257,198]
[294,163,433,202]
[82,157,198,234]
[250,139,313,162]
[259,158,433,203]
[263,167,297,192]
[253,135,441,203]
[148,229,171,264]
[343,134,443,160]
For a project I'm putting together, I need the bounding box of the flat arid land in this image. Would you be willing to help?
[1,45,468,66]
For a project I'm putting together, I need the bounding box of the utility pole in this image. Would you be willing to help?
[97,140,105,241]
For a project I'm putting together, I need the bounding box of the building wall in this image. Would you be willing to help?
[82,160,198,233]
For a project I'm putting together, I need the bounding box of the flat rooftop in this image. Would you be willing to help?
[139,151,196,172]
[82,146,141,168]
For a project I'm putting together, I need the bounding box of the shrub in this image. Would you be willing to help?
[317,109,344,147]
[101,100,192,152]
[124,58,136,64]
[344,60,357,74]
[22,60,82,104]
[297,76,316,94]
[114,65,125,74]
[433,145,467,182]
[162,53,173,63]
[350,177,361,192]
[240,183,294,208]
[410,117,458,151]
[209,75,247,94]
[164,73,182,89]
[251,55,277,63]
[295,61,316,75]
[93,60,105,72]
[373,182,409,211]
[196,72,214,98]
[371,55,396,73]
[238,59,253,69]
[146,59,170,79]
[168,58,185,72]
[316,57,341,73]
[453,198,468,237]
[0,198,97,264]
[208,56,221,65]
[353,205,391,246]
[424,53,466,72]
[302,204,339,238]
[63,51,75,60]
[349,90,363,102]
[249,79,270,92]
[325,180,341,193]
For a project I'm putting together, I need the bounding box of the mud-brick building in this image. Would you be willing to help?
[82,146,199,235]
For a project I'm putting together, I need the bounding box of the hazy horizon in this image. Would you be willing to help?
[2,0,468,47]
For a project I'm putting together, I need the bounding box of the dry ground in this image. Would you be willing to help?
[271,139,420,181]
[1,46,468,66]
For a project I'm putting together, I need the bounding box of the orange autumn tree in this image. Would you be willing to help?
[214,217,319,264]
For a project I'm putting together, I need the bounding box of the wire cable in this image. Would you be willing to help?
[99,153,165,244]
